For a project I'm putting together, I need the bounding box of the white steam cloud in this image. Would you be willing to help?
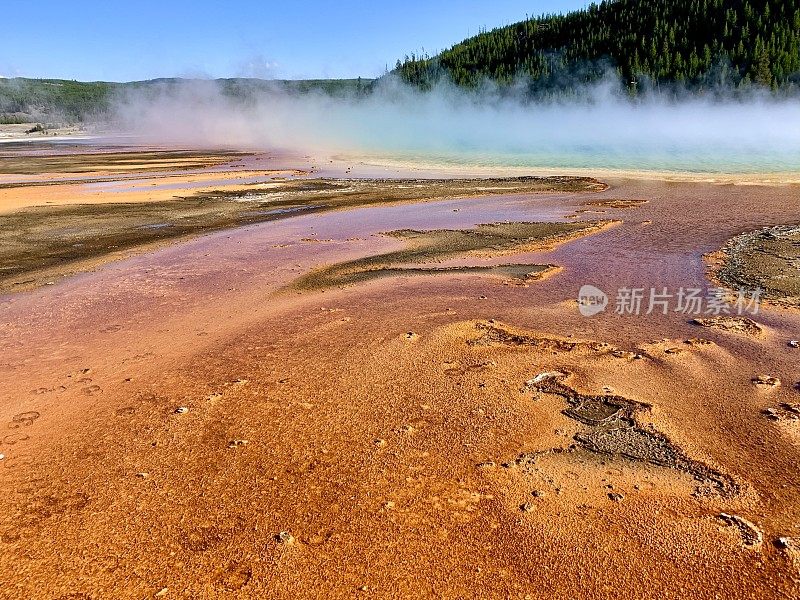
[109,77,800,174]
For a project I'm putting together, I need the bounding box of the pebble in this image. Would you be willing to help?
[719,513,763,548]
[373,439,387,447]
[276,531,295,545]
[763,408,780,421]
[135,472,149,479]
[531,490,546,498]
[753,375,781,389]
[520,502,536,513]
[608,492,625,502]
[0,454,4,461]
[789,340,799,348]
[155,588,168,598]
[526,371,565,387]
[228,439,249,448]
[783,403,800,416]
[383,501,396,510]
[174,407,189,414]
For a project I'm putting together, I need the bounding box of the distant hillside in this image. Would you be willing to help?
[0,77,374,124]
[396,0,800,93]
[0,79,114,123]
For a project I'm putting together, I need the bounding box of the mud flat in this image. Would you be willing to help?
[0,195,307,292]
[583,198,649,209]
[0,123,87,141]
[1,160,800,599]
[0,148,250,175]
[691,316,764,336]
[521,370,738,497]
[712,224,800,308]
[290,221,613,291]
[0,173,606,293]
[189,175,607,206]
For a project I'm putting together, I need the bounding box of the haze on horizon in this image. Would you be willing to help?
[112,75,800,175]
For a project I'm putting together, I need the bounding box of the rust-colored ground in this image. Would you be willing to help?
[0,149,799,599]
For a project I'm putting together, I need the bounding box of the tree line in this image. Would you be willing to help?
[395,0,800,93]
[0,78,374,123]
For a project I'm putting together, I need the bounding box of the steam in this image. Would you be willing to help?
[109,76,800,174]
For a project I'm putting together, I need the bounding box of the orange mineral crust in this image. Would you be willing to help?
[1,160,799,598]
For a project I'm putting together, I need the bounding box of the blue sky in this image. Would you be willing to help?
[2,1,589,81]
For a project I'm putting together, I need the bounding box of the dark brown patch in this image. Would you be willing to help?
[179,526,229,553]
[527,373,739,497]
[692,316,763,336]
[291,221,611,292]
[470,321,614,353]
[714,224,800,308]
[212,563,253,591]
[584,198,649,209]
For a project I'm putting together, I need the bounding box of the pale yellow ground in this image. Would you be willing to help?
[345,154,800,186]
[0,170,308,213]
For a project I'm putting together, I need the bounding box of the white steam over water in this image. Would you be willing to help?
[112,78,800,175]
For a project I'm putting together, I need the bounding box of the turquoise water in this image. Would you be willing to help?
[352,137,800,175]
[331,97,800,176]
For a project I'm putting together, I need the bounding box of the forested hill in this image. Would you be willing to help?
[0,78,374,124]
[395,0,800,92]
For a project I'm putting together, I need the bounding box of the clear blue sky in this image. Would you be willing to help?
[1,1,589,81]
